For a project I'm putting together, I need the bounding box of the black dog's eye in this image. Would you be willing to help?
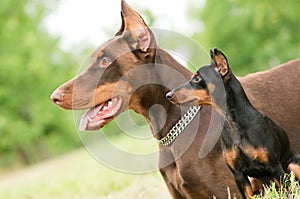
[190,75,207,89]
[192,76,202,83]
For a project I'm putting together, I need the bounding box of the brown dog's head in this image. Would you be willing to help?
[166,48,231,107]
[50,1,158,131]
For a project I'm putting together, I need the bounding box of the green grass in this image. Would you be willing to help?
[224,173,300,199]
[0,134,170,199]
[2,131,300,199]
[252,173,300,199]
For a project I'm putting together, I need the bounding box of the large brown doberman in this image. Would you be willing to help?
[50,1,300,198]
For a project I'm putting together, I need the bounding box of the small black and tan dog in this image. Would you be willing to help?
[166,48,300,199]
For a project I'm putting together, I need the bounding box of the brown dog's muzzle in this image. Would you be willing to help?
[50,79,77,110]
[51,90,65,106]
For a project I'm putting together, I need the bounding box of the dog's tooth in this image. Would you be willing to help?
[103,106,108,111]
[108,100,113,107]
[112,97,116,102]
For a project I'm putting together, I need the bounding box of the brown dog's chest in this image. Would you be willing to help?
[159,133,241,199]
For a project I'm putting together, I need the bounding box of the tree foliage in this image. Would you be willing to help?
[3,0,300,168]
[189,0,300,75]
[0,0,80,166]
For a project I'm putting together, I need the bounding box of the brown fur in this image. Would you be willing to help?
[243,146,269,164]
[168,50,300,198]
[244,185,253,199]
[50,1,300,198]
[240,60,300,149]
[223,149,238,169]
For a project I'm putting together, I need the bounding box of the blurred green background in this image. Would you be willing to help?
[0,0,299,198]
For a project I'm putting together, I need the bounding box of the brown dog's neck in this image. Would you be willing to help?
[129,48,192,141]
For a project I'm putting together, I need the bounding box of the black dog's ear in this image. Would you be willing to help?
[120,0,151,52]
[210,48,215,60]
[211,48,229,77]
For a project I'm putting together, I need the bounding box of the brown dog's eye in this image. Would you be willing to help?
[99,57,111,67]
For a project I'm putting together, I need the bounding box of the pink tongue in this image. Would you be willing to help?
[79,104,103,131]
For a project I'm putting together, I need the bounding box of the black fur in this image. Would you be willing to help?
[169,48,300,199]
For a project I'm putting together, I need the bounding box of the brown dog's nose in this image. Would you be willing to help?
[50,90,65,105]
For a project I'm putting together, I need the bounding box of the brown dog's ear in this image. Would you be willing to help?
[212,48,229,77]
[115,12,125,36]
[121,0,151,52]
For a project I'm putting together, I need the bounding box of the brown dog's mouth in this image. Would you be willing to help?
[79,97,123,131]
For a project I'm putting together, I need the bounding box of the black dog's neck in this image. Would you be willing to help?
[224,74,258,126]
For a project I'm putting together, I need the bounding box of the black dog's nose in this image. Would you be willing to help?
[166,91,174,100]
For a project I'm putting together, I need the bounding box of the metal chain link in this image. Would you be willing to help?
[158,106,201,146]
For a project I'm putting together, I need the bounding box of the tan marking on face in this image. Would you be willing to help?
[207,83,215,92]
[97,51,104,58]
[52,81,120,110]
[170,86,212,106]
[171,87,195,104]
[242,146,269,164]
[71,79,130,111]
[223,148,238,170]
[90,48,104,62]
[94,83,118,104]
[194,89,212,105]
[191,72,198,78]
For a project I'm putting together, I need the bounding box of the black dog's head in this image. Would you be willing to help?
[166,48,231,107]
